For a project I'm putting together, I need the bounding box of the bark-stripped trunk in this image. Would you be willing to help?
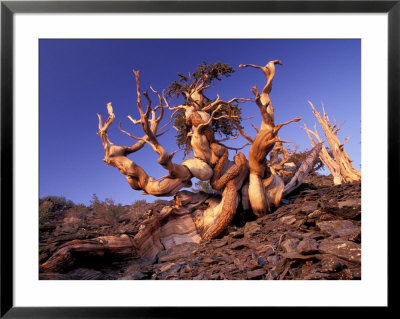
[303,123,343,185]
[306,101,361,184]
[248,129,280,216]
[283,142,323,196]
[40,235,137,273]
[197,152,249,240]
[241,61,301,216]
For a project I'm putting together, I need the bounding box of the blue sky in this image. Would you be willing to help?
[39,39,361,205]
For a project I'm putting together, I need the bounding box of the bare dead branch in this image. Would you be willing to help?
[221,142,250,151]
[251,123,259,133]
[216,132,239,143]
[197,104,224,130]
[229,118,254,144]
[273,117,302,134]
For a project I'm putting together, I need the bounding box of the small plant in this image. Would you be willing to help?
[131,199,147,208]
[89,194,127,222]
[39,195,74,224]
[191,180,220,194]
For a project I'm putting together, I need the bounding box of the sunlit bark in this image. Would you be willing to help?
[305,101,361,184]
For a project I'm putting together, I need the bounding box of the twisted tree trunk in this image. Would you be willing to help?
[240,61,301,216]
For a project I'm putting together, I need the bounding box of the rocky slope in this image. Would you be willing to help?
[39,174,361,280]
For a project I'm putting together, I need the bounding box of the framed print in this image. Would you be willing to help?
[1,0,396,317]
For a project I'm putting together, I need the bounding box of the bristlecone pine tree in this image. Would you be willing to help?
[40,60,348,272]
[303,101,361,185]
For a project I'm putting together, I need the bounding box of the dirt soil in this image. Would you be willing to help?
[39,174,361,280]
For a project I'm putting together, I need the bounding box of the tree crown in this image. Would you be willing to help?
[167,61,244,155]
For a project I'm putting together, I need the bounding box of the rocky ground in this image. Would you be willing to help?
[39,174,361,280]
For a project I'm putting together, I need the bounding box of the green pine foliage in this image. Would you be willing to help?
[167,61,244,156]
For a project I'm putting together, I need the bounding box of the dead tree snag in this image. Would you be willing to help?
[304,101,361,184]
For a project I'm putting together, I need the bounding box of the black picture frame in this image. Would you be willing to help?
[1,1,395,317]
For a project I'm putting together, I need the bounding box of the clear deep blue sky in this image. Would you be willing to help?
[39,39,361,205]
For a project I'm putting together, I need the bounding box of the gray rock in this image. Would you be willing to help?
[319,239,361,264]
[230,240,248,250]
[296,238,319,254]
[285,231,303,239]
[130,271,148,280]
[231,229,244,238]
[267,255,279,265]
[257,256,268,267]
[244,221,262,239]
[337,198,361,208]
[307,209,323,219]
[317,220,360,240]
[201,257,218,264]
[281,238,300,253]
[256,245,275,256]
[266,269,279,280]
[280,215,297,225]
[280,252,318,260]
[157,242,199,263]
[213,238,228,248]
[296,201,319,214]
[320,256,345,273]
[349,231,361,243]
[247,268,266,279]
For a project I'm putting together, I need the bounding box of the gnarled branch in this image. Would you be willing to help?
[307,101,361,183]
